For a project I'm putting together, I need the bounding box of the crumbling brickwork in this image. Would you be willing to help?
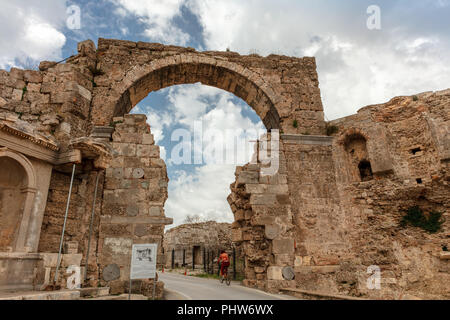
[228,90,449,299]
[325,91,450,299]
[229,136,298,292]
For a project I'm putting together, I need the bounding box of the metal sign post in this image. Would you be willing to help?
[54,163,76,284]
[129,243,157,301]
[84,171,101,283]
[152,277,156,300]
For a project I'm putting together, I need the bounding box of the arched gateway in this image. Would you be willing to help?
[0,38,325,295]
[88,39,325,133]
[81,39,325,294]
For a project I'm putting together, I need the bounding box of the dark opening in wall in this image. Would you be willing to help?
[416,178,423,184]
[358,160,373,181]
[411,147,421,155]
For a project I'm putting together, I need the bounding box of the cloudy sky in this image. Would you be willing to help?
[1,0,449,227]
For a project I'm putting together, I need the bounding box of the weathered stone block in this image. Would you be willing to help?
[264,224,280,240]
[109,280,126,295]
[63,241,78,254]
[142,134,154,145]
[254,267,265,273]
[149,207,162,217]
[237,171,259,185]
[126,206,139,217]
[134,225,148,237]
[61,254,82,267]
[294,265,340,274]
[245,184,289,194]
[103,264,121,281]
[232,229,243,242]
[249,194,277,205]
[113,143,136,157]
[24,70,43,83]
[294,256,303,267]
[137,145,159,157]
[267,266,283,280]
[272,239,295,254]
[234,210,245,221]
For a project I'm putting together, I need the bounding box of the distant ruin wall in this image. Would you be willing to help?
[163,221,233,268]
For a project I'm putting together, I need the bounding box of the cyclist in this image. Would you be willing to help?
[218,250,230,278]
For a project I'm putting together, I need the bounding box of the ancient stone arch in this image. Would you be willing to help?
[89,38,325,135]
[92,55,282,130]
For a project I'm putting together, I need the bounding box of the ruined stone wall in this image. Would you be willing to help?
[325,90,450,299]
[0,40,97,153]
[229,136,298,292]
[228,90,449,299]
[163,221,232,268]
[38,166,104,285]
[282,135,350,294]
[38,168,102,252]
[97,114,172,292]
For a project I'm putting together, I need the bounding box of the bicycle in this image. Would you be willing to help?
[219,262,231,286]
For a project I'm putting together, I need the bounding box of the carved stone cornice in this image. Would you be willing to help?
[0,131,81,165]
[0,122,59,151]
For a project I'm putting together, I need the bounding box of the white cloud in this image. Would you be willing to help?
[112,0,450,119]
[187,0,450,119]
[138,84,264,227]
[0,0,67,69]
[165,164,236,228]
[164,84,264,165]
[436,0,450,7]
[166,84,221,128]
[110,0,190,45]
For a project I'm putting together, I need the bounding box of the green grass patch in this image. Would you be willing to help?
[400,206,444,233]
[194,273,221,280]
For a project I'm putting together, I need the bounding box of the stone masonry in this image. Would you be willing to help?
[98,114,172,295]
[0,38,448,299]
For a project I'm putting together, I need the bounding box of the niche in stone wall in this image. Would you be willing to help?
[0,157,27,250]
[344,133,373,182]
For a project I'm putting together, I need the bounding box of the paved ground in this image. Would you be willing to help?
[159,272,299,300]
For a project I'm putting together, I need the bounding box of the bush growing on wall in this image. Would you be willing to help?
[400,206,444,233]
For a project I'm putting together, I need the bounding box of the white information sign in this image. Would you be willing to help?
[130,243,157,280]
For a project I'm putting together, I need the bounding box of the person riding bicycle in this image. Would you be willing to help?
[218,250,230,277]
